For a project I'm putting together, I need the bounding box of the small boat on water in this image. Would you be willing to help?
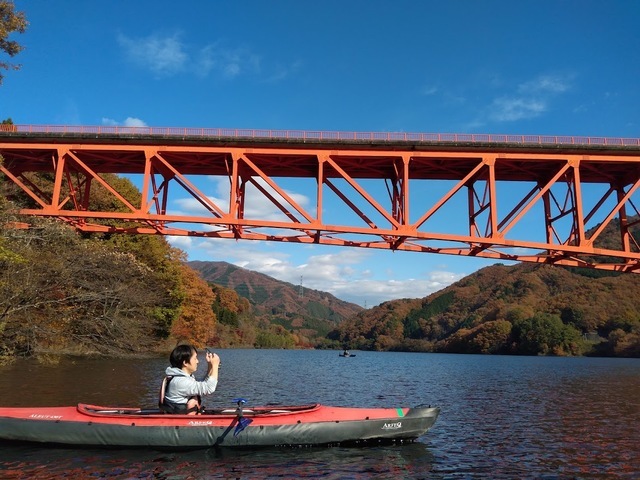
[0,402,439,449]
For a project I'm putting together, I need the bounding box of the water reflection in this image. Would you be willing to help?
[0,441,435,479]
[0,355,162,407]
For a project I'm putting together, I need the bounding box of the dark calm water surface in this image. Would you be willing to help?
[0,350,638,479]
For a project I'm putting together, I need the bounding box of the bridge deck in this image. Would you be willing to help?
[2,125,640,272]
[1,127,640,183]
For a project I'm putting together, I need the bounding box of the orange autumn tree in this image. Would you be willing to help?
[171,264,217,347]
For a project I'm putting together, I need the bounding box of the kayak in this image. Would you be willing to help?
[339,353,356,357]
[0,402,440,449]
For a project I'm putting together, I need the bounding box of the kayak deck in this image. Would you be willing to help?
[79,403,321,418]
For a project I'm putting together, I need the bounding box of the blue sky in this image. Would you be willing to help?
[2,1,639,306]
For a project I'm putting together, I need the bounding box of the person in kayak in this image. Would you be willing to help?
[159,344,220,414]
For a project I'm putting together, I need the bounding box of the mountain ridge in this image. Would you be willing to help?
[188,260,363,339]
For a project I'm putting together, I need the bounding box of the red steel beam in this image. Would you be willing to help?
[1,127,640,272]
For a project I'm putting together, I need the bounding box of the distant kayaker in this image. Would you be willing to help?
[159,344,220,414]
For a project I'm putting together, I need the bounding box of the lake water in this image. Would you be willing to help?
[0,349,638,479]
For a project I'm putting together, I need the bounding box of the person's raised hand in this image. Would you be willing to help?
[206,350,220,368]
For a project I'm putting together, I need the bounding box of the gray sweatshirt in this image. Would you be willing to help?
[163,367,218,405]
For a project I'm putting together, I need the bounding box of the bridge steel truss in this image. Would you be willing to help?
[2,129,640,273]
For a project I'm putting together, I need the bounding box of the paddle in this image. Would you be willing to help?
[232,398,253,436]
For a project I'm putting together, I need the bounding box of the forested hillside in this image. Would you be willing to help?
[189,260,362,342]
[330,262,640,357]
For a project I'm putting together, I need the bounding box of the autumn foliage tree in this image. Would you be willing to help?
[209,284,258,348]
[0,213,167,356]
[0,1,27,85]
[170,264,216,348]
[444,320,513,354]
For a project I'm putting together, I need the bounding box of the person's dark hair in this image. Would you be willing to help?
[169,344,196,368]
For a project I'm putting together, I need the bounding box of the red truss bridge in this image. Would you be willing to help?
[2,124,640,272]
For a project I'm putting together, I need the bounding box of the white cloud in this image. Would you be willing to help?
[484,72,573,124]
[489,97,547,122]
[172,196,228,216]
[518,74,571,94]
[330,272,463,307]
[420,85,438,96]
[264,60,303,83]
[169,177,310,222]
[167,235,193,251]
[196,44,261,79]
[326,263,464,306]
[224,63,241,77]
[101,117,148,127]
[123,117,147,127]
[117,32,294,82]
[117,33,188,76]
[117,32,258,79]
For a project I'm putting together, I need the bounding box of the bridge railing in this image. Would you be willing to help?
[3,124,640,147]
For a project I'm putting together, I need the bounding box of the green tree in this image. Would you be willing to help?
[512,313,583,356]
[0,1,27,85]
[255,325,295,349]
